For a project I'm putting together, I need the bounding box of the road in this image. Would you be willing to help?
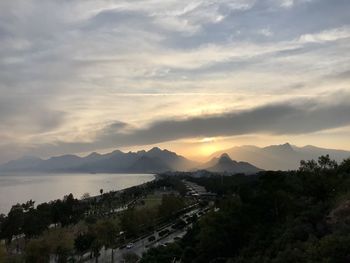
[83,207,204,263]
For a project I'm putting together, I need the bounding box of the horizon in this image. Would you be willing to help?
[1,0,350,164]
[3,141,350,165]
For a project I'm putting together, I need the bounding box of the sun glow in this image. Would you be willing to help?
[200,137,216,143]
[198,138,219,157]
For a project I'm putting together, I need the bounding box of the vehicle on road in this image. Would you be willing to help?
[158,229,170,237]
[126,243,134,249]
[172,220,186,229]
[148,236,156,242]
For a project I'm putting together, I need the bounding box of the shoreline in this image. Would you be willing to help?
[0,173,156,215]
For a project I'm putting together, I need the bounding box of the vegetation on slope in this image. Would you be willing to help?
[141,155,350,263]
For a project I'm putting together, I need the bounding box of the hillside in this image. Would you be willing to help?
[201,153,262,175]
[212,143,350,170]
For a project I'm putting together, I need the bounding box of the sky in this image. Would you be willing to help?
[0,0,349,163]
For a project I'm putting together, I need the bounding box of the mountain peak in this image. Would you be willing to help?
[263,142,294,152]
[219,153,231,160]
[86,152,101,158]
[204,152,261,174]
[148,147,162,153]
[282,142,292,148]
[110,149,123,155]
[217,153,237,166]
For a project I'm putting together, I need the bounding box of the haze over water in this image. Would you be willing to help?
[0,173,154,214]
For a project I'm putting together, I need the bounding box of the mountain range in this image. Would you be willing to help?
[0,147,197,174]
[1,143,349,174]
[212,143,350,171]
[0,147,262,175]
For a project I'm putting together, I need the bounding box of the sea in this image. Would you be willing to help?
[0,173,155,214]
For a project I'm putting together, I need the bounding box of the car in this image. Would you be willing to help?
[126,243,134,249]
[158,229,170,237]
[172,220,186,229]
[148,236,156,242]
[158,244,167,248]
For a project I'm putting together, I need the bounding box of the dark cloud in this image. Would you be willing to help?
[114,99,350,143]
[0,0,349,162]
[30,96,350,156]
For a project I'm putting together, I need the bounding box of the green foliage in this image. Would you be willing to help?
[25,239,50,263]
[158,194,185,219]
[0,193,88,243]
[120,193,185,238]
[141,243,182,263]
[74,233,95,254]
[24,228,74,263]
[307,234,350,263]
[338,158,350,174]
[93,219,120,248]
[121,207,158,237]
[142,155,350,263]
[0,243,7,263]
[123,252,140,263]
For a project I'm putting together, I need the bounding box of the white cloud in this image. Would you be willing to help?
[0,0,349,162]
[258,28,273,37]
[299,26,350,43]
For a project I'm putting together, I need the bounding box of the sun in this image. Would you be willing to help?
[199,138,219,157]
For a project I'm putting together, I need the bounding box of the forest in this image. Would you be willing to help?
[142,156,350,263]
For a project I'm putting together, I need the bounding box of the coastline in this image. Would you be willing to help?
[0,173,156,215]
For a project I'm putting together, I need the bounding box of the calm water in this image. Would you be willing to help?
[0,173,155,214]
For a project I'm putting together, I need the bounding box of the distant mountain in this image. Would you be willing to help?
[202,153,262,175]
[212,143,350,171]
[3,143,349,174]
[0,147,197,174]
[0,156,44,172]
[127,156,170,173]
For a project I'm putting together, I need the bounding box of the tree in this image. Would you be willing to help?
[25,239,50,263]
[23,209,49,238]
[21,200,35,212]
[299,159,318,172]
[1,205,24,243]
[94,219,120,262]
[100,189,104,196]
[123,252,140,263]
[74,233,95,259]
[81,193,91,200]
[0,243,7,262]
[308,234,350,262]
[44,228,74,263]
[318,155,338,170]
[158,194,185,219]
[91,239,102,263]
[338,158,350,174]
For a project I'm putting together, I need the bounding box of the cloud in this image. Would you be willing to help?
[299,26,350,43]
[0,0,349,162]
[28,95,350,156]
[0,95,65,134]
